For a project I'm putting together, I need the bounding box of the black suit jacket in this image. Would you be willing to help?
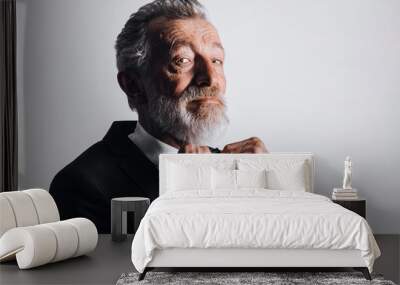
[49,121,160,233]
[50,121,221,233]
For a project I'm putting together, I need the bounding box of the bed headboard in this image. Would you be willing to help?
[159,153,315,195]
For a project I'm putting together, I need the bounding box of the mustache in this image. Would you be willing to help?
[179,85,222,102]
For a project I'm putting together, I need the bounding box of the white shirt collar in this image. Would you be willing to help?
[128,122,178,166]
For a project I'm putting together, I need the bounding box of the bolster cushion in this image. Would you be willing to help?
[0,189,60,237]
[0,218,98,269]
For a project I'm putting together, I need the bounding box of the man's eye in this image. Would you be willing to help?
[212,59,223,65]
[175,58,191,65]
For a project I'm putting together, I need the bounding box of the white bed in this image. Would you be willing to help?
[131,153,380,280]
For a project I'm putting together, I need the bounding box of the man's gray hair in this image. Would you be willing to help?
[115,0,206,74]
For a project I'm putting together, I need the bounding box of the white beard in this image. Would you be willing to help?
[146,85,229,145]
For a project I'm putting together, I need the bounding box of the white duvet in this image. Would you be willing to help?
[131,190,380,273]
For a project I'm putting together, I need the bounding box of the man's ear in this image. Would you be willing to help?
[117,71,147,107]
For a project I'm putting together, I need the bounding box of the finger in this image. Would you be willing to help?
[179,144,212,153]
[179,144,194,153]
[222,140,247,153]
[246,138,268,153]
[222,138,249,151]
[237,140,267,153]
[199,146,211,153]
[191,146,211,153]
[222,137,268,153]
[222,144,243,153]
[240,144,264,153]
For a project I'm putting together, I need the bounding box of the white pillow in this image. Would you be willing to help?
[212,168,237,190]
[237,159,308,191]
[267,165,306,191]
[211,168,268,190]
[167,163,212,191]
[236,169,268,189]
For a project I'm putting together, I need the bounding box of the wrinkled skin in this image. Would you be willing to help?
[118,17,267,154]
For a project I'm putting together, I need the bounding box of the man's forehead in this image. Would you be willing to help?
[148,17,223,50]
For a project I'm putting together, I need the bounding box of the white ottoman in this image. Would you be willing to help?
[0,189,98,269]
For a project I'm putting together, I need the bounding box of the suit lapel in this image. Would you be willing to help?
[103,121,159,199]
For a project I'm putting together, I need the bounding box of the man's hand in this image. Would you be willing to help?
[178,144,212,153]
[222,137,268,153]
[177,137,268,154]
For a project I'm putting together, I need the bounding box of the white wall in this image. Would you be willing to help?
[17,0,400,234]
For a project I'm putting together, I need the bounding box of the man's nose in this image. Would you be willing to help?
[194,58,215,87]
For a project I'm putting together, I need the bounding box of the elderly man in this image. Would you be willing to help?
[50,0,267,233]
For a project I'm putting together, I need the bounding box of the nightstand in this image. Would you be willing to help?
[332,198,366,218]
[111,197,150,242]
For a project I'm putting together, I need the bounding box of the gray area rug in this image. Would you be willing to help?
[116,272,396,285]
